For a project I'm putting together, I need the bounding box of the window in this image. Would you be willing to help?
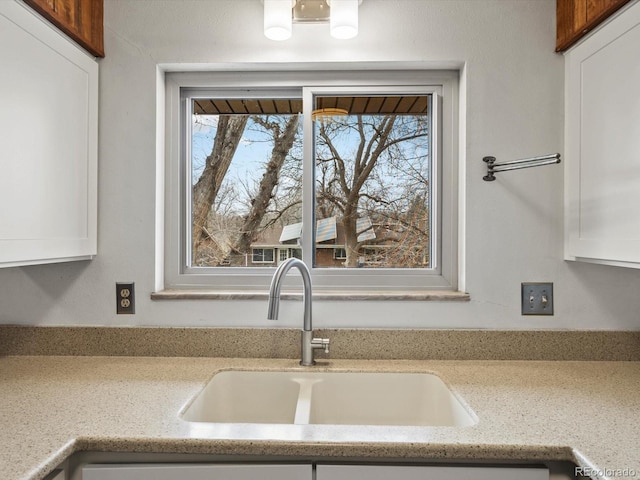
[334,248,347,260]
[313,94,431,269]
[278,248,302,263]
[252,248,275,264]
[163,71,458,292]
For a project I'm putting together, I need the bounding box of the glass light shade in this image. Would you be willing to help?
[329,0,358,39]
[264,0,293,41]
[311,107,349,123]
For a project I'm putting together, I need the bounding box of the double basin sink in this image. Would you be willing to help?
[181,370,477,427]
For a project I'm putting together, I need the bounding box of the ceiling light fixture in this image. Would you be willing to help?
[311,107,349,123]
[263,0,296,41]
[328,0,359,39]
[263,0,362,41]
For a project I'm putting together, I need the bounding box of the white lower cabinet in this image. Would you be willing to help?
[316,464,549,480]
[81,464,311,480]
[81,463,548,480]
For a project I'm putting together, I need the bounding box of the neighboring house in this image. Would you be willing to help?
[246,216,428,268]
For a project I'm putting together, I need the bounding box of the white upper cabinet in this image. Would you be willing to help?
[564,1,640,268]
[0,0,98,268]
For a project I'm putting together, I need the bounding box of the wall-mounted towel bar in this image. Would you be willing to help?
[483,153,561,181]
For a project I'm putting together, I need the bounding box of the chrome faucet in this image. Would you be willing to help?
[267,258,330,366]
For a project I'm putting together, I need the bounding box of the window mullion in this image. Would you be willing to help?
[301,89,315,269]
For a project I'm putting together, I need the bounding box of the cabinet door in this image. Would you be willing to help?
[317,465,548,480]
[0,1,98,268]
[564,2,640,267]
[82,464,312,480]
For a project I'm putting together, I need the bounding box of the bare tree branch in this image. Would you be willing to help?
[192,115,249,261]
[233,115,300,254]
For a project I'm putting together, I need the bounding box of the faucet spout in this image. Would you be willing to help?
[267,257,329,366]
[267,258,312,331]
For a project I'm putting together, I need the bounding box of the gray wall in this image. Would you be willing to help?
[1,0,639,330]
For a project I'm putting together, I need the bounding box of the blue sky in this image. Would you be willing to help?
[191,115,277,188]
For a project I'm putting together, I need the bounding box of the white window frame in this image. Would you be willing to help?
[163,70,458,293]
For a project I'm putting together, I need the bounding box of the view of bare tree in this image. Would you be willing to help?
[234,115,300,255]
[192,115,248,264]
[315,114,430,267]
[190,96,431,269]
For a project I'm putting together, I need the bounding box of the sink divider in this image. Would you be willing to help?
[292,378,319,425]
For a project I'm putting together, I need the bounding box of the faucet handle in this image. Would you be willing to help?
[312,337,330,354]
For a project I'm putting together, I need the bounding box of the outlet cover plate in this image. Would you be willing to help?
[521,282,553,316]
[116,282,135,315]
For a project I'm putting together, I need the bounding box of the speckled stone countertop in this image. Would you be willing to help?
[1,356,639,480]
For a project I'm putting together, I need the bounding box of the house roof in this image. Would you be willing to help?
[253,216,380,248]
[279,222,302,243]
[277,217,338,244]
[316,217,337,243]
[356,216,376,242]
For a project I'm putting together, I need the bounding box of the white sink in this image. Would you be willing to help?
[181,371,477,427]
[180,371,301,423]
[307,372,475,426]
